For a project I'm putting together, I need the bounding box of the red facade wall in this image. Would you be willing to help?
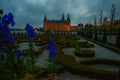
[43,20,70,31]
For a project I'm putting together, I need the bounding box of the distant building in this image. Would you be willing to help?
[43,14,70,32]
[78,23,83,30]
[70,26,79,31]
[70,23,83,31]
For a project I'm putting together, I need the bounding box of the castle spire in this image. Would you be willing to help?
[44,14,47,21]
[62,13,64,20]
[67,14,70,21]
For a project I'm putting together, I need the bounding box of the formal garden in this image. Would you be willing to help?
[1,12,120,80]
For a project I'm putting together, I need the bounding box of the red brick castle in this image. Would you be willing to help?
[43,14,70,31]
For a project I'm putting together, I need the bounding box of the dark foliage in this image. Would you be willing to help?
[102,29,107,43]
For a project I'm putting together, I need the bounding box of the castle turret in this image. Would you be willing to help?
[62,14,64,20]
[43,14,47,31]
[44,14,47,21]
[67,14,70,22]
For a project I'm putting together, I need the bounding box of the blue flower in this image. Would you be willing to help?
[25,23,36,39]
[2,14,8,25]
[5,34,15,44]
[46,39,57,58]
[0,23,14,44]
[0,12,15,44]
[2,12,15,26]
[0,24,11,35]
[0,41,2,47]
[17,50,23,59]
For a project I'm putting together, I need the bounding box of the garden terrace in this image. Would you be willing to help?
[57,54,120,79]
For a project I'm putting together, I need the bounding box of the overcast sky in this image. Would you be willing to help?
[0,0,120,28]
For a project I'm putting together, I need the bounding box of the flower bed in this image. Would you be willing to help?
[57,54,119,78]
[87,38,120,54]
[75,45,95,58]
[80,58,120,66]
[56,45,64,54]
[36,45,46,55]
[75,50,95,58]
[35,41,48,46]
[79,41,94,48]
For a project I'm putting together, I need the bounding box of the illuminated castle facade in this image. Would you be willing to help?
[43,14,70,32]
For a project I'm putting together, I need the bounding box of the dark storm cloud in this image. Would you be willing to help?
[0,0,120,28]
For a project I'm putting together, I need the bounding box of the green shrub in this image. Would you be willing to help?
[89,39,120,54]
[56,45,64,54]
[36,45,46,55]
[77,50,95,57]
[22,49,29,56]
[35,41,48,46]
[75,45,95,58]
[46,64,64,73]
[57,54,119,78]
[80,58,120,66]
[75,45,81,54]
[79,41,94,48]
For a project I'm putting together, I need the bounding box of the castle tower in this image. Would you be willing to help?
[43,14,47,31]
[62,14,64,20]
[67,14,70,22]
[44,14,47,21]
[66,14,70,31]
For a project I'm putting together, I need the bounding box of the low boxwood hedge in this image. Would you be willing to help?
[56,45,64,54]
[22,49,29,56]
[75,45,95,58]
[80,58,120,66]
[87,39,120,54]
[75,50,95,58]
[22,45,46,56]
[35,41,48,46]
[79,41,94,48]
[57,54,119,78]
[36,45,46,55]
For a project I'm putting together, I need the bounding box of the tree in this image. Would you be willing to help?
[110,3,116,34]
[99,10,103,25]
[103,17,108,25]
[94,16,97,27]
[102,29,107,43]
[94,29,98,41]
[88,29,92,38]
[116,29,120,48]
[0,9,3,22]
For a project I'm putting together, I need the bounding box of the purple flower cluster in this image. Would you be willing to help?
[2,13,15,26]
[47,39,57,58]
[25,23,36,39]
[17,50,23,59]
[0,12,15,44]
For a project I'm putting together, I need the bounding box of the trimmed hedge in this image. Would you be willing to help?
[80,58,120,66]
[75,45,95,58]
[79,41,94,48]
[56,45,64,54]
[22,49,29,56]
[57,54,119,78]
[75,50,95,58]
[56,39,77,48]
[23,45,46,56]
[35,41,48,46]
[36,45,46,55]
[87,38,120,54]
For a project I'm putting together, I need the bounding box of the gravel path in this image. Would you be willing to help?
[58,71,97,80]
[35,49,49,67]
[18,42,39,51]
